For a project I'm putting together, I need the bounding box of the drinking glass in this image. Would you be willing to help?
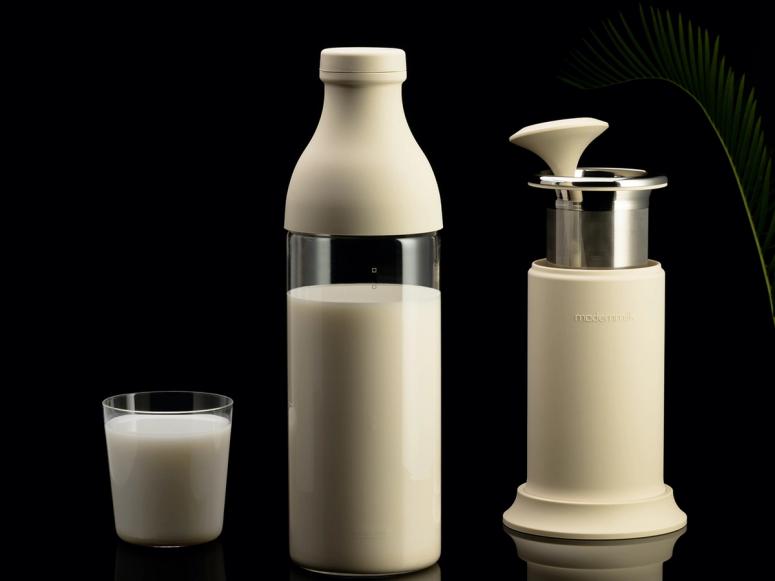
[103,391,233,547]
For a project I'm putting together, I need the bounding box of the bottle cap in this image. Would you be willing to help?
[320,47,406,73]
[285,48,442,236]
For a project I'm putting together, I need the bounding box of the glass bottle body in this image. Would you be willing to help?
[287,232,441,575]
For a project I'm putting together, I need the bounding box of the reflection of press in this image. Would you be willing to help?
[503,119,687,539]
[506,527,684,581]
[114,540,225,581]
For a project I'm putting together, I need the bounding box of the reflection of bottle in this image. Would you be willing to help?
[114,540,225,581]
[505,527,684,581]
[503,119,686,539]
[286,48,442,575]
[289,563,442,581]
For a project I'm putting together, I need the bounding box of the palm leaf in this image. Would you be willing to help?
[560,5,774,326]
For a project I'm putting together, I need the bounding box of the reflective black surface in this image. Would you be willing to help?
[105,524,763,579]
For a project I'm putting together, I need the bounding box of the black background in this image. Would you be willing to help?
[29,0,773,577]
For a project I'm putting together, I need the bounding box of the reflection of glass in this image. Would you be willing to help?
[289,563,441,580]
[505,527,684,581]
[114,539,226,581]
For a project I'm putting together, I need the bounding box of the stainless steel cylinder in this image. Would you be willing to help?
[530,168,667,269]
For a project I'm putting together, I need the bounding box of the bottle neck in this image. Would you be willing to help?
[318,79,409,135]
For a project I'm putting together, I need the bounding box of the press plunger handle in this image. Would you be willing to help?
[509,118,608,177]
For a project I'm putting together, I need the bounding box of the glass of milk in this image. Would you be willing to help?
[103,391,233,547]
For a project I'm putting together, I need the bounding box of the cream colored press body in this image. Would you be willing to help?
[503,118,686,539]
[286,48,442,575]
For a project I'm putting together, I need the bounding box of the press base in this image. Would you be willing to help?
[503,484,687,540]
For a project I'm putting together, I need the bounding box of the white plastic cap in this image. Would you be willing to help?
[320,47,406,73]
[286,47,441,236]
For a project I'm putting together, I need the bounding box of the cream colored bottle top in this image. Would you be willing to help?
[285,47,443,236]
[509,118,608,177]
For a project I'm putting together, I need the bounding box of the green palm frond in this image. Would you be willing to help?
[560,5,774,325]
